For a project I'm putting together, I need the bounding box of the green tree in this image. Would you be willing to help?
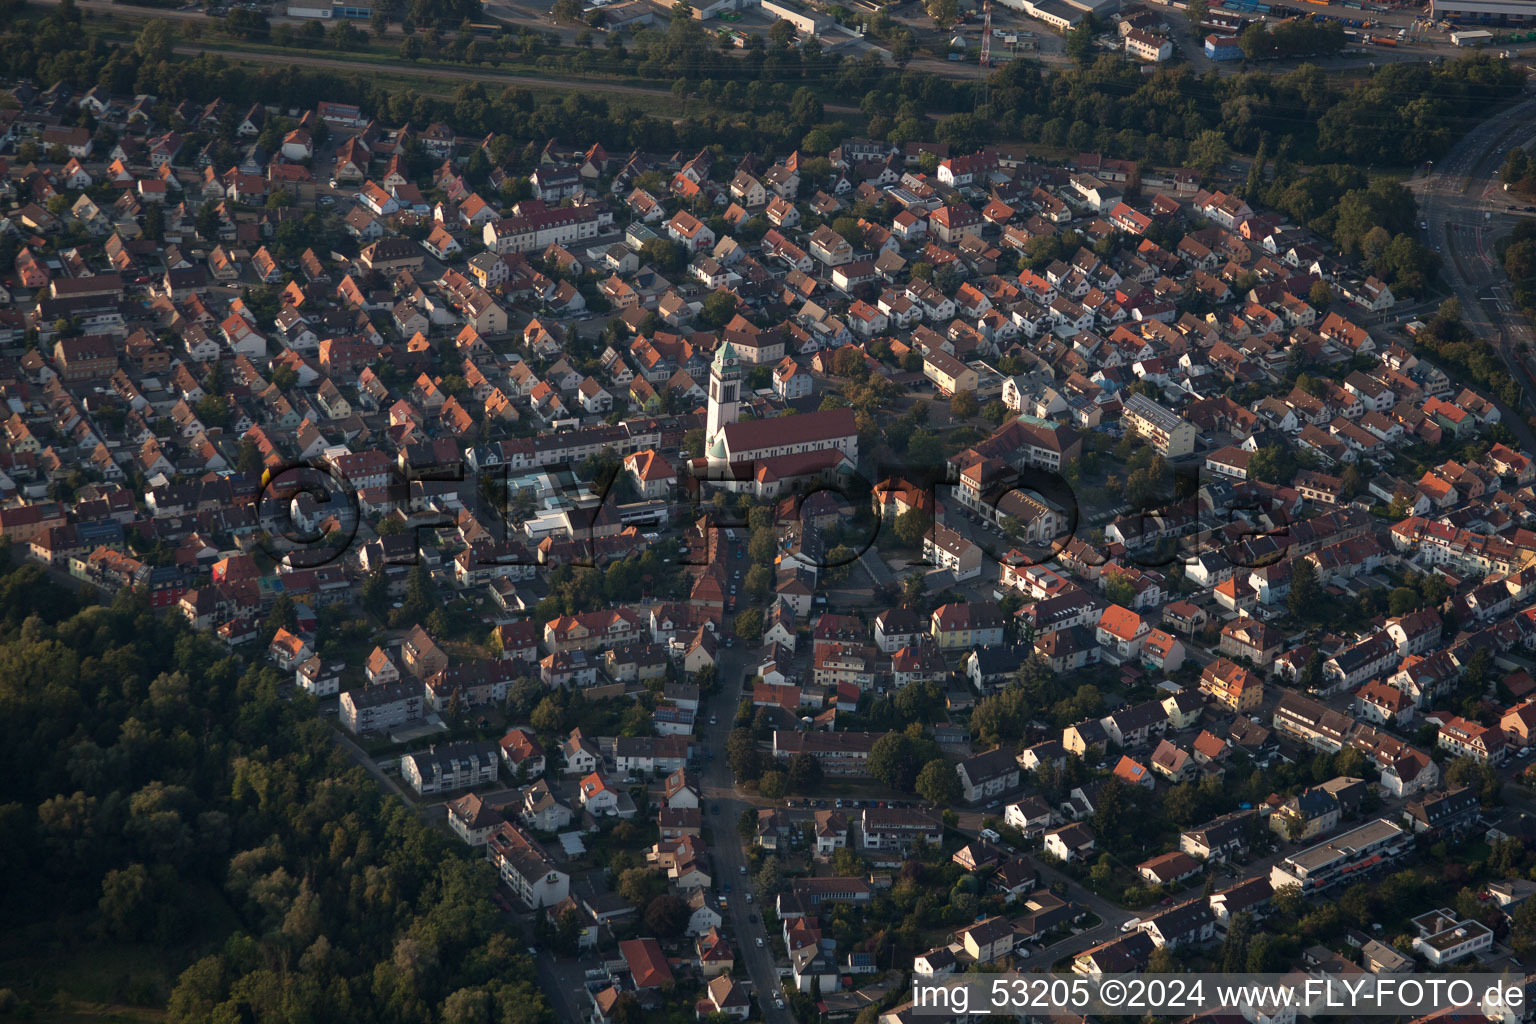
[1188,130,1231,177]
[1288,558,1320,620]
[759,770,787,799]
[867,732,929,791]
[1065,19,1095,64]
[924,0,959,25]
[915,758,959,805]
[727,728,763,782]
[643,893,689,936]
[787,751,822,793]
[1308,280,1333,310]
[530,696,564,734]
[698,290,739,329]
[734,608,763,643]
[748,528,778,564]
[893,509,932,549]
[618,867,665,908]
[97,863,156,940]
[134,19,175,62]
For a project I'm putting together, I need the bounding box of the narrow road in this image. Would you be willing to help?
[332,728,418,806]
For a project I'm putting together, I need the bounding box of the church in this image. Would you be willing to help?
[696,343,859,498]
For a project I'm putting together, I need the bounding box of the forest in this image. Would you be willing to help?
[0,559,552,1024]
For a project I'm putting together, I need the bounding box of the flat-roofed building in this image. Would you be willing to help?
[1269,818,1410,893]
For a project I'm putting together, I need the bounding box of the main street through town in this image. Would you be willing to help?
[702,638,796,1024]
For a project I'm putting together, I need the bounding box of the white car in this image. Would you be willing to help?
[757,937,765,947]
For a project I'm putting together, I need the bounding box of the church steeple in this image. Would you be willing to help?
[706,342,742,461]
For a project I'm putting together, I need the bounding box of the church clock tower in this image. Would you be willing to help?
[706,341,742,461]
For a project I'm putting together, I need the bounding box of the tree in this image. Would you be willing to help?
[925,0,958,26]
[1065,19,1095,64]
[1188,130,1231,178]
[361,569,389,615]
[748,528,778,564]
[893,509,932,549]
[950,390,978,419]
[1339,464,1363,500]
[759,770,787,799]
[1248,444,1294,485]
[698,290,738,329]
[618,867,665,908]
[1102,572,1136,609]
[1222,912,1254,973]
[754,855,784,899]
[727,728,763,782]
[1287,558,1320,620]
[263,595,298,639]
[1308,280,1333,310]
[868,732,925,791]
[787,752,822,793]
[915,758,959,805]
[644,893,689,936]
[734,608,763,644]
[530,695,564,734]
[98,863,156,940]
[744,564,773,602]
[1185,0,1208,27]
[195,203,222,241]
[833,847,863,875]
[135,19,175,62]
[902,572,927,607]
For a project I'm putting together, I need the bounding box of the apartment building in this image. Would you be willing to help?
[1122,393,1197,457]
[339,679,424,734]
[1269,818,1410,893]
[401,741,502,795]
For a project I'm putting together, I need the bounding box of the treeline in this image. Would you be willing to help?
[957,53,1523,169]
[1255,166,1437,295]
[1239,18,1346,61]
[0,2,1523,181]
[1499,217,1536,317]
[0,560,552,1024]
[1415,297,1524,407]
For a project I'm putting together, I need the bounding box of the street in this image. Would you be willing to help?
[699,640,796,1024]
[1412,91,1536,448]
